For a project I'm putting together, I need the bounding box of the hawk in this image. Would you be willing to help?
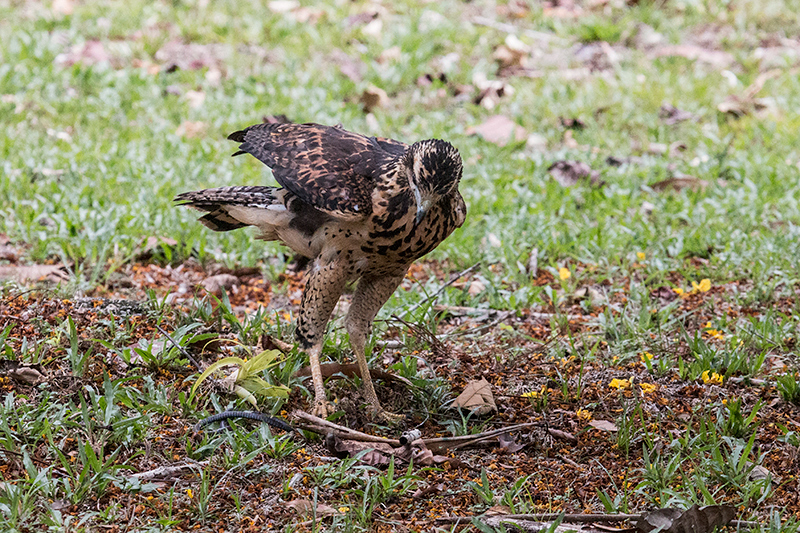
[176,122,466,422]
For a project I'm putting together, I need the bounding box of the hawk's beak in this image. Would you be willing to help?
[415,198,430,225]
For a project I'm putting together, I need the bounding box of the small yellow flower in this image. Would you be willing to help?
[576,408,592,421]
[692,279,711,293]
[187,488,194,499]
[701,370,723,384]
[640,352,654,362]
[640,382,657,394]
[609,378,631,390]
[559,267,571,280]
[636,252,646,261]
[523,384,547,398]
[673,287,684,296]
[338,506,350,513]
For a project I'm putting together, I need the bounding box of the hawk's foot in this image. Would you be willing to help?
[311,398,335,419]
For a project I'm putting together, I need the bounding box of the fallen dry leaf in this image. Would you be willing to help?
[135,236,180,261]
[184,90,205,109]
[574,41,621,72]
[606,155,643,167]
[718,94,776,118]
[494,34,529,72]
[51,0,74,15]
[526,133,547,151]
[412,483,445,500]
[0,243,20,262]
[361,17,383,39]
[155,41,229,74]
[716,70,780,118]
[175,121,206,138]
[468,280,486,296]
[55,41,112,67]
[548,428,577,443]
[345,11,378,27]
[636,504,735,533]
[268,0,299,13]
[0,360,46,385]
[378,46,402,63]
[284,498,340,518]
[452,378,496,415]
[331,49,365,83]
[659,103,697,125]
[498,433,525,453]
[588,419,618,432]
[650,174,709,192]
[572,286,603,306]
[649,44,734,68]
[548,160,603,187]
[0,264,68,284]
[324,433,394,466]
[632,23,665,49]
[645,142,688,157]
[486,505,515,516]
[468,115,526,146]
[201,274,239,295]
[262,114,292,125]
[360,85,389,112]
[471,73,515,110]
[559,116,586,129]
[748,464,776,482]
[416,72,447,87]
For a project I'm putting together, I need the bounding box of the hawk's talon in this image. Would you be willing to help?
[311,399,335,419]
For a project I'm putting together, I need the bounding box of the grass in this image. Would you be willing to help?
[2,0,800,531]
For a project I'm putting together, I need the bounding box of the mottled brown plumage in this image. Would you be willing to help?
[176,122,466,421]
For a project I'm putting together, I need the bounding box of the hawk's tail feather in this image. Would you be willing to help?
[175,186,284,233]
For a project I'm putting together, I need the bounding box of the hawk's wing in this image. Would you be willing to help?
[228,123,408,220]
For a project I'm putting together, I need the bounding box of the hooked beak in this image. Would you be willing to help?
[415,198,430,225]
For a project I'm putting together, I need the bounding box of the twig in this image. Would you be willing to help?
[423,422,547,452]
[436,513,761,530]
[557,454,581,469]
[293,411,550,453]
[155,324,201,370]
[399,262,480,319]
[130,461,208,481]
[0,448,52,466]
[292,410,401,446]
[471,16,562,43]
[434,305,584,322]
[390,313,447,357]
[261,334,294,353]
[436,513,638,525]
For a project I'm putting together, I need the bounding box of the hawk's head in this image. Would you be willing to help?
[403,139,463,225]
